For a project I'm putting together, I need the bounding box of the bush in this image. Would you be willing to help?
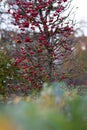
[0,50,25,96]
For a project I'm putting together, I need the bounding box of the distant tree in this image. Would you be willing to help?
[62,36,87,86]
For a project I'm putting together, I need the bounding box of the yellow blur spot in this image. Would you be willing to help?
[0,117,20,130]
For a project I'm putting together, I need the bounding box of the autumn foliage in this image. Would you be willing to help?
[8,0,74,91]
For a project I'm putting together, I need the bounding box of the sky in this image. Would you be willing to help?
[73,0,87,36]
[75,0,87,19]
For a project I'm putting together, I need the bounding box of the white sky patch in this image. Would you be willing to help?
[75,0,87,20]
[72,0,87,36]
